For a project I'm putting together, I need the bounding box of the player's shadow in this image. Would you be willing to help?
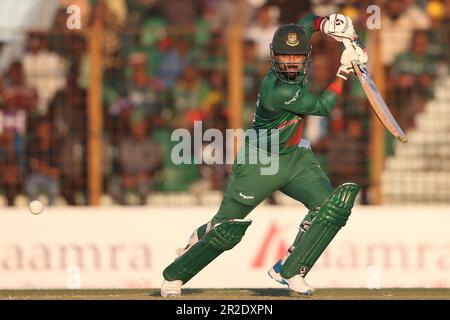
[249,288,291,297]
[148,289,205,297]
[147,288,303,298]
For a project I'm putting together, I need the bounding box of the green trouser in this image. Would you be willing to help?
[195,145,332,240]
[164,145,336,283]
[212,146,332,224]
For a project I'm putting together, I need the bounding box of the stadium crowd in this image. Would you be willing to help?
[0,0,448,206]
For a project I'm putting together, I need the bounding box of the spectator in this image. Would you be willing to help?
[425,0,449,65]
[104,0,128,26]
[445,0,450,24]
[90,0,125,70]
[311,0,339,17]
[379,0,430,68]
[25,117,60,205]
[1,61,36,113]
[0,62,36,205]
[67,35,89,90]
[246,4,280,61]
[22,32,67,115]
[156,38,191,87]
[427,0,446,28]
[108,52,165,137]
[108,119,161,205]
[390,30,438,131]
[171,64,211,128]
[127,52,165,118]
[156,0,202,28]
[197,31,227,73]
[266,0,311,24]
[139,18,168,75]
[0,131,22,206]
[50,70,87,205]
[212,0,255,32]
[48,8,74,55]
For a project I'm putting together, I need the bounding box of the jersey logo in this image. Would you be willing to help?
[277,117,300,130]
[286,33,299,47]
[284,89,301,105]
[239,192,255,200]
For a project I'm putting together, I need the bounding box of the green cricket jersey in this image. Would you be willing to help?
[249,14,339,155]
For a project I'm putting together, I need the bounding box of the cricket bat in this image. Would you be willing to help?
[343,39,408,143]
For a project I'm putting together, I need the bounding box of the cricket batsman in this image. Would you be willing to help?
[161,13,368,297]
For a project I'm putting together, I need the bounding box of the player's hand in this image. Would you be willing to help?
[321,13,357,42]
[349,39,368,64]
[337,44,368,80]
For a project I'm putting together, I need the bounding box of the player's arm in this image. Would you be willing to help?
[300,78,346,116]
[298,13,357,43]
[266,45,366,116]
[265,78,344,116]
[296,14,326,37]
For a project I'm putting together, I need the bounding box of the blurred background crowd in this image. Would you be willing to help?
[0,0,449,206]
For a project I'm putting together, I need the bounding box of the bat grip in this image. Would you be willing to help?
[343,38,352,49]
[343,38,366,51]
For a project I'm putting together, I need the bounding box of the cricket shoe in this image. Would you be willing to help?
[161,279,182,297]
[268,260,315,297]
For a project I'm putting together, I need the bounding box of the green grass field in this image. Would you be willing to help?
[0,288,449,300]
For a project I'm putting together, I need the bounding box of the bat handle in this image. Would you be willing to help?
[355,38,366,50]
[342,38,353,49]
[343,38,366,51]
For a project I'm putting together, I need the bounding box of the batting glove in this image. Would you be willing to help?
[321,13,357,42]
[337,44,368,80]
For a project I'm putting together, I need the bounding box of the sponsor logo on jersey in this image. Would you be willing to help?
[239,192,255,200]
[284,89,301,105]
[277,117,301,130]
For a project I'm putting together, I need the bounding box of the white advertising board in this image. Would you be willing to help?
[0,206,449,289]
